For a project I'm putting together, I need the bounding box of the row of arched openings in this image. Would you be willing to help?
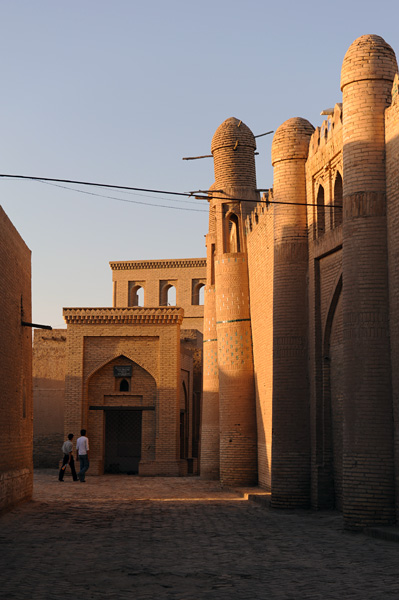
[129,283,204,307]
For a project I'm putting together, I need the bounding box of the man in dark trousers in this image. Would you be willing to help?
[76,429,90,482]
[58,433,78,481]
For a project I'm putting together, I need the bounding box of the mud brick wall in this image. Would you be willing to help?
[0,206,32,513]
[33,330,66,467]
[306,104,344,509]
[246,203,274,490]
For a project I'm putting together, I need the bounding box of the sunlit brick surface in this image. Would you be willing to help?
[0,207,33,513]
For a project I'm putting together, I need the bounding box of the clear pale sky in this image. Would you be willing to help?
[0,0,397,328]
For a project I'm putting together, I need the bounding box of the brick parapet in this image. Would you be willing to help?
[245,190,273,236]
[63,307,184,326]
[308,104,343,160]
[110,258,206,271]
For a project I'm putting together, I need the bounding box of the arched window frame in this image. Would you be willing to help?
[333,170,343,228]
[224,210,241,253]
[316,183,325,238]
[160,282,177,306]
[192,280,205,305]
[129,283,145,307]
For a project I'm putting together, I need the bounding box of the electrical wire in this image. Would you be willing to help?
[36,180,207,212]
[0,173,342,210]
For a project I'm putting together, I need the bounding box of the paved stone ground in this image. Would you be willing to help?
[1,470,399,599]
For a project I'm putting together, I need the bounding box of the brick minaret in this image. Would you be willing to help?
[341,35,397,528]
[271,118,314,507]
[210,117,258,486]
[201,185,220,479]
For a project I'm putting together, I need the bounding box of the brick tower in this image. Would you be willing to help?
[201,184,220,479]
[341,35,397,527]
[271,118,314,507]
[205,117,258,485]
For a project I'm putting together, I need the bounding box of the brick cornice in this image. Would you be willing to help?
[63,307,184,326]
[109,258,206,271]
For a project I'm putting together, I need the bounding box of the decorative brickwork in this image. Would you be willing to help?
[63,307,184,325]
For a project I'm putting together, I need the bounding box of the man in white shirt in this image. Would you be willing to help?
[76,429,90,482]
[59,433,78,481]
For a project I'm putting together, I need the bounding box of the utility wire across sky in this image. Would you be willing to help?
[0,173,342,210]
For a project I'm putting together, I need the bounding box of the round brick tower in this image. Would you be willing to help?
[201,184,220,479]
[341,34,397,528]
[271,117,314,508]
[210,117,258,486]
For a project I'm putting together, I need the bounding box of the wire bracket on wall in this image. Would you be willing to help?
[21,321,52,330]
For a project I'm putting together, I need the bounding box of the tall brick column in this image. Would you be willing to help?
[201,192,220,479]
[341,35,397,528]
[211,117,258,486]
[271,118,314,507]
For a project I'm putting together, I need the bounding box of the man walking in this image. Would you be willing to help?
[59,433,78,481]
[76,429,90,482]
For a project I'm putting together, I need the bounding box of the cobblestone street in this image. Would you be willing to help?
[1,470,399,599]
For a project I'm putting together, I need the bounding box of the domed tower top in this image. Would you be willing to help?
[211,117,256,153]
[211,117,257,189]
[271,117,314,166]
[341,34,397,91]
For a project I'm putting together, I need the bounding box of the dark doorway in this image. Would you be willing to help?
[105,410,142,474]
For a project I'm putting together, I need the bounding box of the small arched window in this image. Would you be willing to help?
[129,285,144,307]
[225,213,240,253]
[167,285,176,306]
[317,185,325,237]
[192,280,205,305]
[120,379,129,392]
[333,172,343,228]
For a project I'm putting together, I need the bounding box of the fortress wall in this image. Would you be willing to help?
[0,207,32,513]
[386,74,399,520]
[33,330,66,467]
[306,109,343,509]
[246,201,274,490]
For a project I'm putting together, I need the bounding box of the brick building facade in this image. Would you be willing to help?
[202,34,399,529]
[0,207,33,513]
[50,258,206,477]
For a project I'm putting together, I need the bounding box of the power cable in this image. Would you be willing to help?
[0,173,342,210]
[37,180,207,212]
